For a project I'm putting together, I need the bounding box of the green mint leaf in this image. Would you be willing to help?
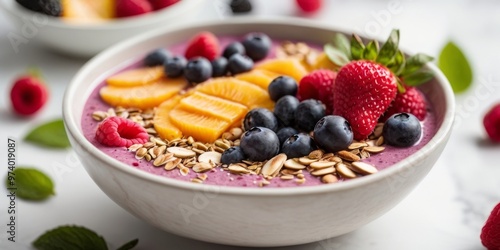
[333,33,351,59]
[363,40,379,61]
[33,226,108,250]
[350,34,365,60]
[376,29,400,65]
[388,50,406,76]
[438,41,473,93]
[5,167,54,201]
[401,53,434,77]
[25,119,70,148]
[116,239,139,250]
[403,69,434,86]
[324,44,350,66]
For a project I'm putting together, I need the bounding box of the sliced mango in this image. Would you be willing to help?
[106,66,165,87]
[100,77,187,109]
[235,69,281,90]
[179,92,248,124]
[195,78,274,110]
[154,96,183,141]
[169,107,230,143]
[255,58,309,83]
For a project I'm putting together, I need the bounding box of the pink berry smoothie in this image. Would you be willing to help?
[81,35,438,188]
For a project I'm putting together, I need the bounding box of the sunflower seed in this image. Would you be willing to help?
[283,159,306,170]
[179,165,189,176]
[197,173,208,181]
[191,178,203,184]
[280,175,294,180]
[144,154,152,162]
[261,154,287,178]
[295,178,306,185]
[322,174,339,184]
[350,162,378,175]
[164,158,181,171]
[92,111,108,121]
[143,142,155,149]
[128,144,143,152]
[336,163,357,179]
[167,147,196,158]
[228,164,250,174]
[309,161,336,169]
[311,167,336,176]
[297,173,305,179]
[153,154,172,167]
[348,142,368,150]
[364,146,385,154]
[375,136,385,146]
[135,148,148,159]
[373,124,384,138]
[298,157,318,165]
[308,150,324,159]
[198,151,221,164]
[337,150,361,162]
[214,140,230,150]
[193,162,214,173]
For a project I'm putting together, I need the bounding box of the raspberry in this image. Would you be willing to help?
[484,103,500,142]
[297,69,337,114]
[481,203,500,250]
[95,116,149,147]
[148,0,179,10]
[380,87,427,122]
[116,0,153,18]
[296,0,322,13]
[185,32,220,61]
[10,75,48,116]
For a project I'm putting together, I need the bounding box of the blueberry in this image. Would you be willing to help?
[221,146,246,164]
[164,55,187,78]
[227,54,254,74]
[294,99,326,132]
[38,0,61,16]
[243,108,279,132]
[184,57,213,84]
[276,127,299,146]
[281,133,317,158]
[383,113,422,147]
[229,0,252,14]
[223,42,246,59]
[240,127,280,161]
[268,76,298,102]
[313,115,353,153]
[242,33,271,61]
[144,48,171,67]
[211,57,228,77]
[274,95,299,127]
[16,0,61,16]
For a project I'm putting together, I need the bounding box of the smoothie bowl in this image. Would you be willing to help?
[63,18,454,247]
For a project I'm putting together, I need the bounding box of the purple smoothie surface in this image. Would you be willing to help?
[81,35,438,188]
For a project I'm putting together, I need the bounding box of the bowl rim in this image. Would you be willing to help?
[0,0,203,30]
[63,17,455,196]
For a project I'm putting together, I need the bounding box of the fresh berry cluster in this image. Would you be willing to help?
[15,0,180,18]
[143,31,271,84]
[221,29,433,163]
[484,103,500,143]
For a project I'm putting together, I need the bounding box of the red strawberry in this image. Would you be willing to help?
[298,69,337,114]
[116,0,153,18]
[481,203,500,250]
[296,0,322,13]
[333,60,397,140]
[185,32,220,61]
[148,0,179,10]
[10,74,48,116]
[381,87,427,121]
[483,103,500,143]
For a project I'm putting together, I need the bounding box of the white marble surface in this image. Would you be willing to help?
[0,1,498,249]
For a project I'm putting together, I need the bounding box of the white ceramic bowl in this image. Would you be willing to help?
[0,0,204,57]
[63,18,455,247]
